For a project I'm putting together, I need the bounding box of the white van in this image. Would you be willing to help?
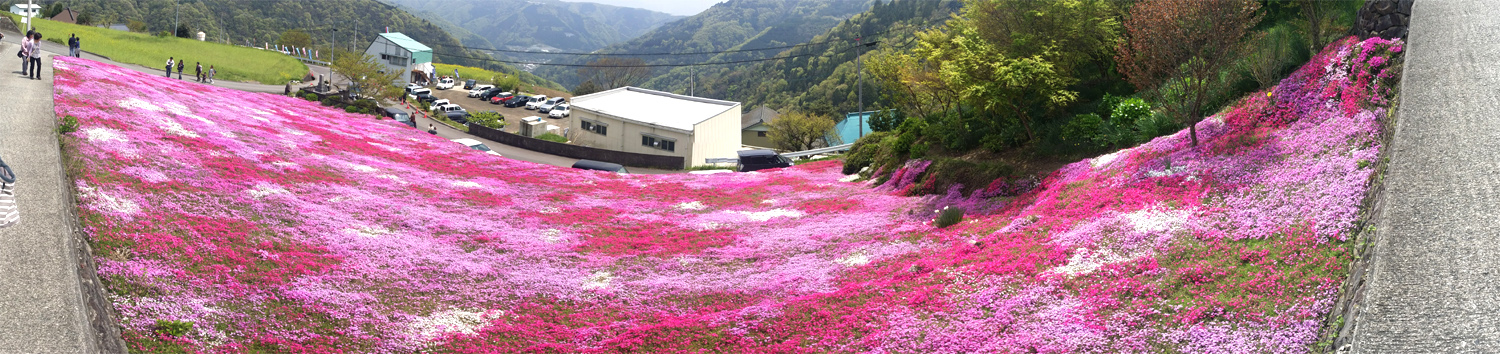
[525,95,549,110]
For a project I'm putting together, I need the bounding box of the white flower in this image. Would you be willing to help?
[838,174,861,182]
[245,183,289,199]
[538,206,561,214]
[159,119,200,138]
[582,271,614,290]
[835,252,871,267]
[76,184,140,215]
[84,127,127,143]
[674,201,706,211]
[405,309,503,346]
[118,97,162,112]
[451,181,483,188]
[344,225,391,238]
[732,208,804,222]
[349,164,377,173]
[1089,152,1120,169]
[541,229,562,243]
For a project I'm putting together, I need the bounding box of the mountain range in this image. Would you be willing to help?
[58,0,565,90]
[532,0,877,89]
[384,0,682,61]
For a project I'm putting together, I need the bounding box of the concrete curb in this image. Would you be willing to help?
[1319,43,1409,354]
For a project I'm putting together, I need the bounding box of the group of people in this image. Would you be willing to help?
[164,57,215,83]
[17,30,43,80]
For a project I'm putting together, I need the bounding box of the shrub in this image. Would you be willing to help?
[1134,111,1182,143]
[344,105,359,113]
[1096,93,1124,119]
[1061,113,1108,148]
[58,115,79,134]
[536,133,568,143]
[468,111,507,130]
[868,109,906,132]
[1112,98,1152,126]
[154,320,192,337]
[841,131,890,175]
[908,142,929,159]
[303,93,318,101]
[934,206,964,228]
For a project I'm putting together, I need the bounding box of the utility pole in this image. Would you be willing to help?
[856,38,879,141]
[690,65,695,96]
[173,1,179,38]
[25,0,32,32]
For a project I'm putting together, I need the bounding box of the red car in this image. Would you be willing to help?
[489,92,514,105]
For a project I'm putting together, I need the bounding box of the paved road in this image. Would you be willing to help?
[1351,1,1500,352]
[0,43,111,353]
[392,103,676,174]
[0,30,294,94]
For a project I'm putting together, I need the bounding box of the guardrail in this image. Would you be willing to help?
[704,143,855,164]
[782,143,854,158]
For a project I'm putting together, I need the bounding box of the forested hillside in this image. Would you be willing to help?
[49,0,563,90]
[533,0,874,88]
[659,0,961,117]
[387,0,681,60]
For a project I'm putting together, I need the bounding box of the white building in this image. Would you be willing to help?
[9,4,39,17]
[364,32,434,85]
[568,87,742,168]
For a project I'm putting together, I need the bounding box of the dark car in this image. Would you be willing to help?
[416,93,438,103]
[445,111,471,125]
[463,79,477,90]
[383,108,417,128]
[571,159,629,174]
[478,87,506,100]
[736,149,793,172]
[503,95,529,108]
[489,92,515,105]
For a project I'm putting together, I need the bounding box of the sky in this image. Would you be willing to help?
[565,0,724,16]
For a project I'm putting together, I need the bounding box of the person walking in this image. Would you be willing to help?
[194,62,202,82]
[208,65,215,83]
[176,60,184,80]
[20,30,33,73]
[67,34,78,58]
[72,35,81,58]
[28,32,42,80]
[165,57,174,77]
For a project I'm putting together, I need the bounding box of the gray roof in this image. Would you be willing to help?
[741,106,781,130]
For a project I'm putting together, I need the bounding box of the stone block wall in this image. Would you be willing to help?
[1357,0,1413,39]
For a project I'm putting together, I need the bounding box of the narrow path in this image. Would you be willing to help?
[1351,1,1500,352]
[0,30,290,93]
[0,45,109,352]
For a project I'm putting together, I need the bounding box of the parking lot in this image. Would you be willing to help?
[429,86,574,136]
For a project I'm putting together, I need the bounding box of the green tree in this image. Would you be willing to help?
[572,80,603,96]
[1115,0,1261,146]
[468,111,506,130]
[331,50,403,102]
[576,58,652,90]
[278,29,312,49]
[767,111,836,152]
[75,12,91,26]
[127,20,147,33]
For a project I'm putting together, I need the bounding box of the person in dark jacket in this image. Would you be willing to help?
[194,62,202,82]
[176,60,184,80]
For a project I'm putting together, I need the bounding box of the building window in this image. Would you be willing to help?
[642,134,676,152]
[582,120,608,136]
[757,131,767,137]
[380,53,408,66]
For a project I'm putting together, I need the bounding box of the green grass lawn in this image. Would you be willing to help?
[9,15,307,84]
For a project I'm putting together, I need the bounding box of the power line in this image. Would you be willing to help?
[425,26,908,57]
[437,43,866,68]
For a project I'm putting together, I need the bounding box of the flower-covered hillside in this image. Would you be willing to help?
[54,35,1400,353]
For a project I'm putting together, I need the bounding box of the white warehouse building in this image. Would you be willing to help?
[364,32,434,85]
[9,4,39,16]
[568,87,742,168]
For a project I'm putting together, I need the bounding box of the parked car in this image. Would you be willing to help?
[404,83,423,93]
[478,87,506,101]
[433,104,466,114]
[467,85,495,97]
[445,111,471,125]
[548,104,570,118]
[525,95,549,110]
[430,99,451,108]
[489,92,515,105]
[538,97,567,113]
[409,88,431,98]
[415,93,438,103]
[436,78,455,90]
[571,159,629,174]
[463,79,477,90]
[382,107,416,128]
[452,138,502,156]
[736,149,793,172]
[502,95,530,108]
